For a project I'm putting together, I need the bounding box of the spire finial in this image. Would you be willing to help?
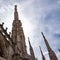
[14,5,19,20]
[15,5,17,12]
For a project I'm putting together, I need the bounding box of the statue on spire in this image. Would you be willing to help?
[15,5,17,12]
[14,5,19,20]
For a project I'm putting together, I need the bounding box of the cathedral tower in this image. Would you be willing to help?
[41,32,58,60]
[39,46,46,60]
[28,37,35,60]
[12,5,27,59]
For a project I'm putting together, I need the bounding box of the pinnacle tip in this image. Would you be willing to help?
[15,5,17,9]
[41,32,43,34]
[15,5,17,7]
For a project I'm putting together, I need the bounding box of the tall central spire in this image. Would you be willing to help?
[12,5,27,59]
[14,5,19,20]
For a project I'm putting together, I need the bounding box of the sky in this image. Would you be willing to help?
[0,0,60,60]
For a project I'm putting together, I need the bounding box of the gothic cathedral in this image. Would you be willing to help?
[0,5,58,60]
[0,5,36,60]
